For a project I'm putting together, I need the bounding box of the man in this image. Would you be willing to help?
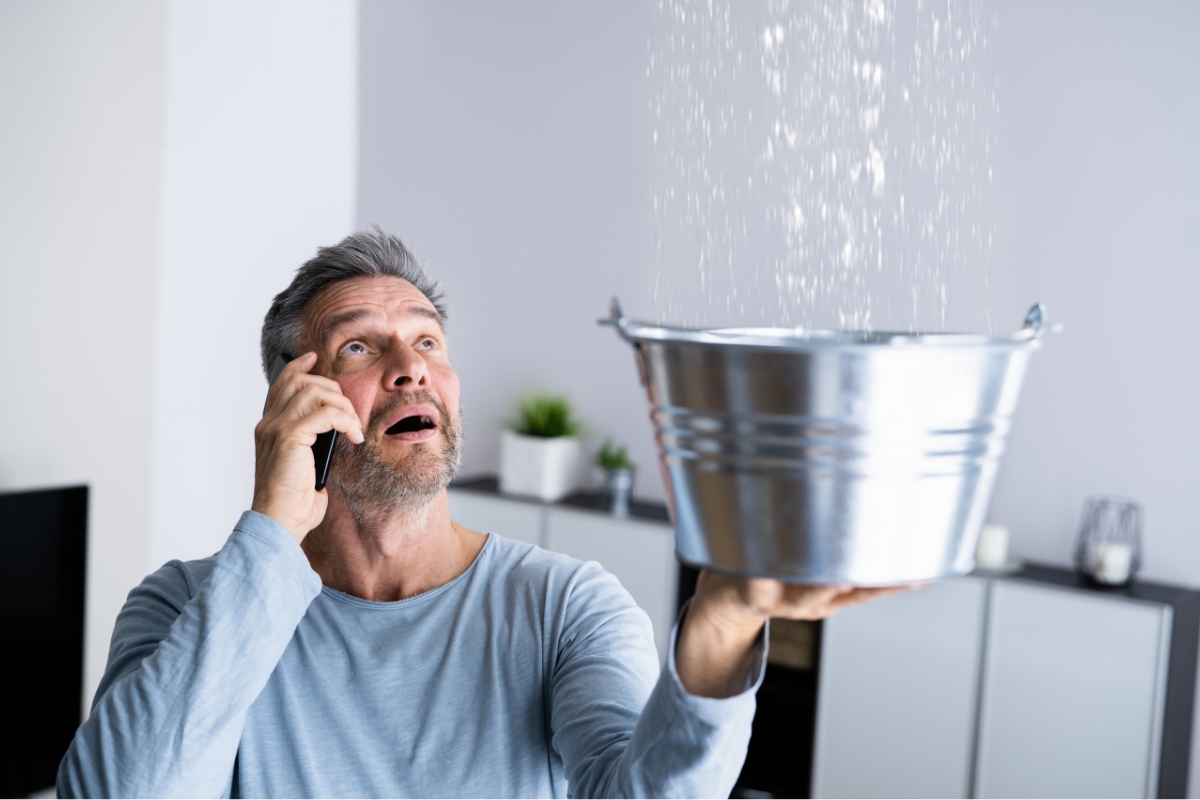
[59,230,901,797]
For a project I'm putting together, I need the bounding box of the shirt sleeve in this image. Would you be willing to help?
[57,511,323,798]
[549,564,767,798]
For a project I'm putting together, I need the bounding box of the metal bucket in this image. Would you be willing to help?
[603,301,1057,586]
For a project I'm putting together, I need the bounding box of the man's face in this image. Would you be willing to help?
[299,275,462,514]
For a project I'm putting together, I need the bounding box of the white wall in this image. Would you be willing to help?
[0,0,357,711]
[0,0,167,714]
[147,0,358,570]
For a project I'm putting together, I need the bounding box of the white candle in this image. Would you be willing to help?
[1093,542,1133,585]
[975,524,1010,570]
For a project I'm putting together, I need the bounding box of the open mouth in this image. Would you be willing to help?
[385,415,437,435]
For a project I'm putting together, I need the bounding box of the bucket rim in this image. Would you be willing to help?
[617,320,1043,351]
[601,299,1059,351]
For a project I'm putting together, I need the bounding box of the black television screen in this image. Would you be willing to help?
[0,485,88,797]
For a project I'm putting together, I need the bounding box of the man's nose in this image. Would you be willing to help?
[383,342,430,389]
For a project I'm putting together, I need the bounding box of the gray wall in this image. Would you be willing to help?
[359,2,1200,791]
[358,0,1200,586]
[985,2,1200,589]
[358,1,663,499]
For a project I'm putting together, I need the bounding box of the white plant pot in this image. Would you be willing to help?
[499,430,582,502]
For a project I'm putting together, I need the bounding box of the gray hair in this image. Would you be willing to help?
[260,228,446,379]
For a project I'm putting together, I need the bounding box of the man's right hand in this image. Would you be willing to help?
[252,351,365,543]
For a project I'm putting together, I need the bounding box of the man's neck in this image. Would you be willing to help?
[300,490,487,602]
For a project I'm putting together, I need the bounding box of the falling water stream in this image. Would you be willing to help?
[649,0,999,332]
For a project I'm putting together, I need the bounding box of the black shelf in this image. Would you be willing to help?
[450,475,672,523]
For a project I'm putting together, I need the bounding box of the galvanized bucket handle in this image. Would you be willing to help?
[598,297,634,342]
[1020,302,1065,341]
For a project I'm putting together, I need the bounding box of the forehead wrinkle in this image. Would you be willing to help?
[311,298,445,351]
[316,307,377,348]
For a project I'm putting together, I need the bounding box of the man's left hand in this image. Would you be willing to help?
[675,570,917,698]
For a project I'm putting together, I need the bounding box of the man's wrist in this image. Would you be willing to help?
[686,595,765,649]
[675,600,764,699]
[696,583,771,629]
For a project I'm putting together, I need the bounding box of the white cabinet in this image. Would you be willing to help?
[811,572,1181,799]
[446,487,678,663]
[812,578,987,799]
[974,582,1170,799]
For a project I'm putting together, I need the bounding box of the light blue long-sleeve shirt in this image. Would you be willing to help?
[58,511,763,797]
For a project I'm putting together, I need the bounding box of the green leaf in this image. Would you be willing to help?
[595,438,634,469]
[505,392,585,438]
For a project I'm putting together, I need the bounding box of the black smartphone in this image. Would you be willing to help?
[267,353,338,491]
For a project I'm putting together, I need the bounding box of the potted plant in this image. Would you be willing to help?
[499,392,586,502]
[594,439,636,517]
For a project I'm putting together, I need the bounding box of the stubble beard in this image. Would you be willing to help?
[327,391,463,524]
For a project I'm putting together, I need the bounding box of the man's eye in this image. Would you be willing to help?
[341,342,367,355]
[417,338,438,350]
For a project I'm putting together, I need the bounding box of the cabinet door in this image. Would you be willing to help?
[974,581,1170,799]
[812,577,987,799]
[447,489,544,547]
[545,508,677,663]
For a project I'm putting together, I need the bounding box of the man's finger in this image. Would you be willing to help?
[269,371,346,416]
[778,583,847,606]
[305,405,366,445]
[827,584,918,611]
[266,352,339,409]
[276,404,365,447]
[278,383,360,422]
[765,584,850,620]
